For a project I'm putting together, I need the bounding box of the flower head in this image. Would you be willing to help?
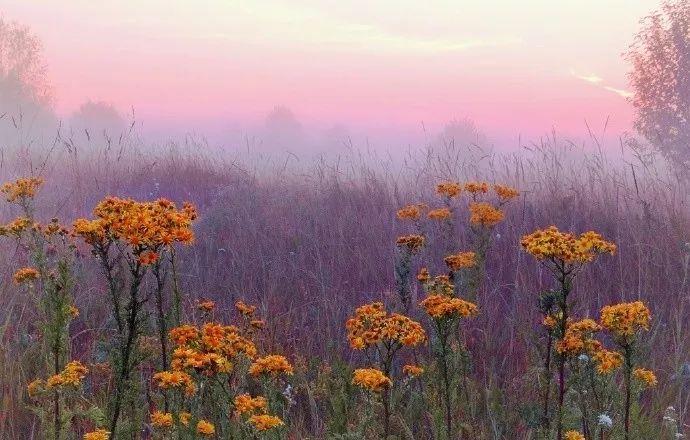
[83,429,110,440]
[346,302,426,350]
[196,420,215,436]
[248,414,284,431]
[521,226,616,265]
[151,411,174,429]
[13,267,39,284]
[352,368,392,392]
[494,184,520,201]
[396,234,425,253]
[427,207,452,221]
[249,355,294,377]
[403,364,424,377]
[436,181,462,198]
[564,431,585,440]
[234,393,268,415]
[444,251,476,271]
[600,301,651,340]
[469,202,504,227]
[420,295,478,319]
[633,368,658,387]
[464,181,489,194]
[1,177,43,202]
[397,204,423,220]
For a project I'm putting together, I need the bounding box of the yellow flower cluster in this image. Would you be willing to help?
[83,429,110,440]
[592,349,623,374]
[152,370,196,396]
[555,319,601,355]
[396,234,425,252]
[421,274,455,296]
[427,207,452,221]
[248,414,285,431]
[396,204,423,220]
[166,321,257,379]
[444,251,476,271]
[494,184,520,201]
[13,267,39,284]
[234,393,268,415]
[45,361,88,390]
[196,419,215,436]
[352,368,392,392]
[248,355,294,377]
[235,300,257,316]
[346,302,426,350]
[633,368,657,387]
[600,301,651,339]
[436,181,463,198]
[464,181,489,194]
[564,431,585,440]
[520,226,616,264]
[151,411,174,429]
[0,216,31,237]
[417,267,430,283]
[403,364,424,377]
[73,197,197,253]
[1,177,44,202]
[197,299,215,312]
[420,294,478,319]
[469,202,505,227]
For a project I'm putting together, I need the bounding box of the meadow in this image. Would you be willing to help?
[0,121,688,440]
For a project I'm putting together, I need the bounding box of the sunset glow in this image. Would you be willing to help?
[2,0,658,142]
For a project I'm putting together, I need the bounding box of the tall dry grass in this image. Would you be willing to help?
[0,119,688,438]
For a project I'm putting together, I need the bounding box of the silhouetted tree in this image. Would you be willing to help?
[627,0,690,172]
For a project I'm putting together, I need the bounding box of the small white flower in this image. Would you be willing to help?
[578,354,590,363]
[597,414,613,428]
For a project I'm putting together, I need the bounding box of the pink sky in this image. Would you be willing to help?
[2,1,659,143]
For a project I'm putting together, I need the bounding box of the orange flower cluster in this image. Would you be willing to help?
[464,181,489,194]
[520,226,616,265]
[421,274,455,296]
[444,251,476,271]
[1,177,44,202]
[564,431,585,440]
[417,267,430,283]
[248,414,285,431]
[633,368,657,387]
[352,368,392,392]
[197,299,215,312]
[73,197,197,255]
[420,294,478,319]
[469,202,505,227]
[13,267,39,284]
[436,181,463,198]
[196,419,215,436]
[346,302,426,350]
[494,184,520,201]
[600,301,651,339]
[168,322,257,377]
[555,319,601,355]
[151,411,174,429]
[592,349,623,374]
[152,370,196,396]
[403,364,424,377]
[235,300,257,316]
[83,429,110,440]
[1,216,31,237]
[396,234,425,252]
[427,207,452,221]
[248,355,294,377]
[45,361,88,390]
[234,393,268,415]
[396,204,423,220]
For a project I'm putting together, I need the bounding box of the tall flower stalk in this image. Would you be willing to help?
[72,197,196,435]
[599,301,655,439]
[346,302,426,437]
[521,226,616,440]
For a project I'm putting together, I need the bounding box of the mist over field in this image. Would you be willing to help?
[0,2,689,440]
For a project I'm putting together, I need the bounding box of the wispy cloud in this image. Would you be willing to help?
[603,86,633,98]
[570,70,603,84]
[570,69,632,98]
